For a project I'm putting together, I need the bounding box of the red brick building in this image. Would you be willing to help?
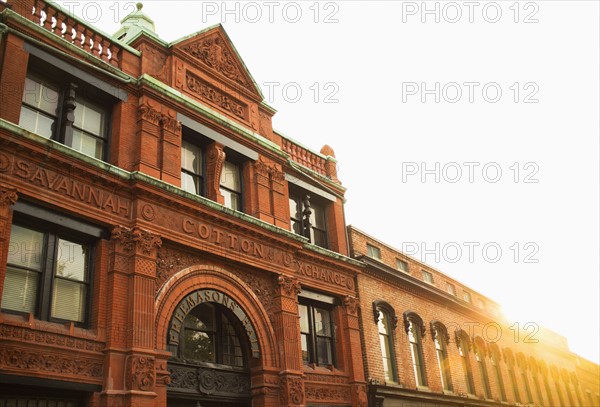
[0,2,597,407]
[0,1,366,406]
[348,226,599,407]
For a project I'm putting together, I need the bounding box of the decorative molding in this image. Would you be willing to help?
[305,384,350,403]
[206,142,226,199]
[254,160,285,182]
[356,386,368,407]
[0,188,18,208]
[138,104,162,126]
[126,356,155,391]
[186,72,247,119]
[280,377,304,405]
[168,364,250,398]
[0,347,102,378]
[278,274,301,297]
[403,311,426,338]
[111,226,162,255]
[182,34,251,90]
[430,320,450,345]
[372,300,398,329]
[344,296,360,316]
[455,329,471,352]
[161,116,182,133]
[0,324,103,351]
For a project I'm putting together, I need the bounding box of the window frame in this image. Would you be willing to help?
[19,61,113,161]
[374,301,398,383]
[422,270,434,284]
[431,321,453,392]
[181,137,205,196]
[474,339,492,399]
[1,204,102,327]
[396,258,409,273]
[288,186,329,249]
[404,311,427,388]
[446,283,456,296]
[456,330,476,395]
[220,157,243,211]
[463,291,472,303]
[366,243,381,260]
[299,297,336,368]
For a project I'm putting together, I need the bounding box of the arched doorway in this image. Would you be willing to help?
[166,290,259,407]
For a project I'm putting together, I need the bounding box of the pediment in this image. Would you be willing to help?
[172,26,262,99]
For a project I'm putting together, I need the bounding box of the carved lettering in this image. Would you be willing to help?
[11,159,130,217]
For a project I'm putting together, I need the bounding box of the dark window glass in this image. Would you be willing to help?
[299,300,335,366]
[181,139,203,195]
[220,160,242,210]
[288,189,328,249]
[408,319,427,387]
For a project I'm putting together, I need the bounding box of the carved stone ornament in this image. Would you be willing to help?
[138,104,162,125]
[0,347,103,378]
[182,34,251,90]
[186,72,246,119]
[278,274,301,296]
[254,160,285,181]
[344,296,360,316]
[168,363,250,397]
[126,356,155,391]
[403,311,426,338]
[0,189,18,208]
[279,377,304,406]
[111,226,162,254]
[357,386,368,407]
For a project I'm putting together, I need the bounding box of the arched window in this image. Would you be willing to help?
[431,321,453,392]
[504,349,521,403]
[373,301,397,382]
[489,344,507,402]
[562,369,576,406]
[529,357,545,406]
[551,365,567,406]
[456,330,475,395]
[404,311,427,387]
[474,337,492,399]
[180,302,247,367]
[517,353,534,404]
[570,372,586,407]
[538,361,555,407]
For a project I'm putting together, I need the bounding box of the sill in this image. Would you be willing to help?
[442,389,455,396]
[416,385,431,392]
[302,363,337,373]
[466,393,479,399]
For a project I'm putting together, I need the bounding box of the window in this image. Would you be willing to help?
[456,331,475,395]
[377,309,396,382]
[446,283,456,296]
[19,71,110,160]
[405,312,427,387]
[505,350,521,403]
[396,258,408,272]
[181,139,203,195]
[289,188,328,248]
[474,340,492,399]
[477,298,485,309]
[220,160,242,210]
[432,321,453,392]
[366,244,381,260]
[299,299,335,366]
[540,364,554,407]
[463,291,472,303]
[179,302,246,367]
[1,205,101,325]
[517,354,534,404]
[489,346,507,402]
[422,270,433,284]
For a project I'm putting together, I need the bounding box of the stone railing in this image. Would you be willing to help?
[2,0,122,67]
[282,138,327,176]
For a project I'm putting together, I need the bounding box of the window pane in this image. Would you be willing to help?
[22,76,59,115]
[56,239,87,282]
[314,307,331,336]
[51,278,85,322]
[312,229,327,248]
[311,204,326,229]
[377,311,388,335]
[301,333,309,363]
[183,330,215,362]
[298,304,309,333]
[221,188,240,211]
[316,337,333,365]
[185,304,215,331]
[1,267,38,313]
[220,161,240,192]
[74,99,104,136]
[181,172,200,194]
[19,106,55,139]
[7,225,43,270]
[289,197,301,221]
[72,129,103,159]
[222,313,244,367]
[182,140,202,174]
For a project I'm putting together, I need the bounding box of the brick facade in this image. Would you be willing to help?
[0,1,597,407]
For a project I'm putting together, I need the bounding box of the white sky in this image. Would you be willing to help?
[56,0,599,363]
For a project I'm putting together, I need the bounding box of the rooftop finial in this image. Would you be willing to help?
[136,2,143,11]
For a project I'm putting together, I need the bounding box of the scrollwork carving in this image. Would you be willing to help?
[344,296,360,316]
[0,189,18,208]
[111,226,162,255]
[0,347,102,378]
[126,356,155,391]
[186,73,246,119]
[138,105,162,125]
[280,377,304,405]
[182,34,251,90]
[278,274,301,297]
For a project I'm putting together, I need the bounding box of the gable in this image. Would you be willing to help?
[172,26,262,99]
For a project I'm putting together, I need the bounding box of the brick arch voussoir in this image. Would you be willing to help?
[155,264,278,368]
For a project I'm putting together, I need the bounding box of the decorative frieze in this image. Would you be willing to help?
[0,346,103,378]
[186,72,247,120]
[0,324,103,351]
[111,226,162,255]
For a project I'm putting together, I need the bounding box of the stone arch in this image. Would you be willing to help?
[155,264,279,368]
